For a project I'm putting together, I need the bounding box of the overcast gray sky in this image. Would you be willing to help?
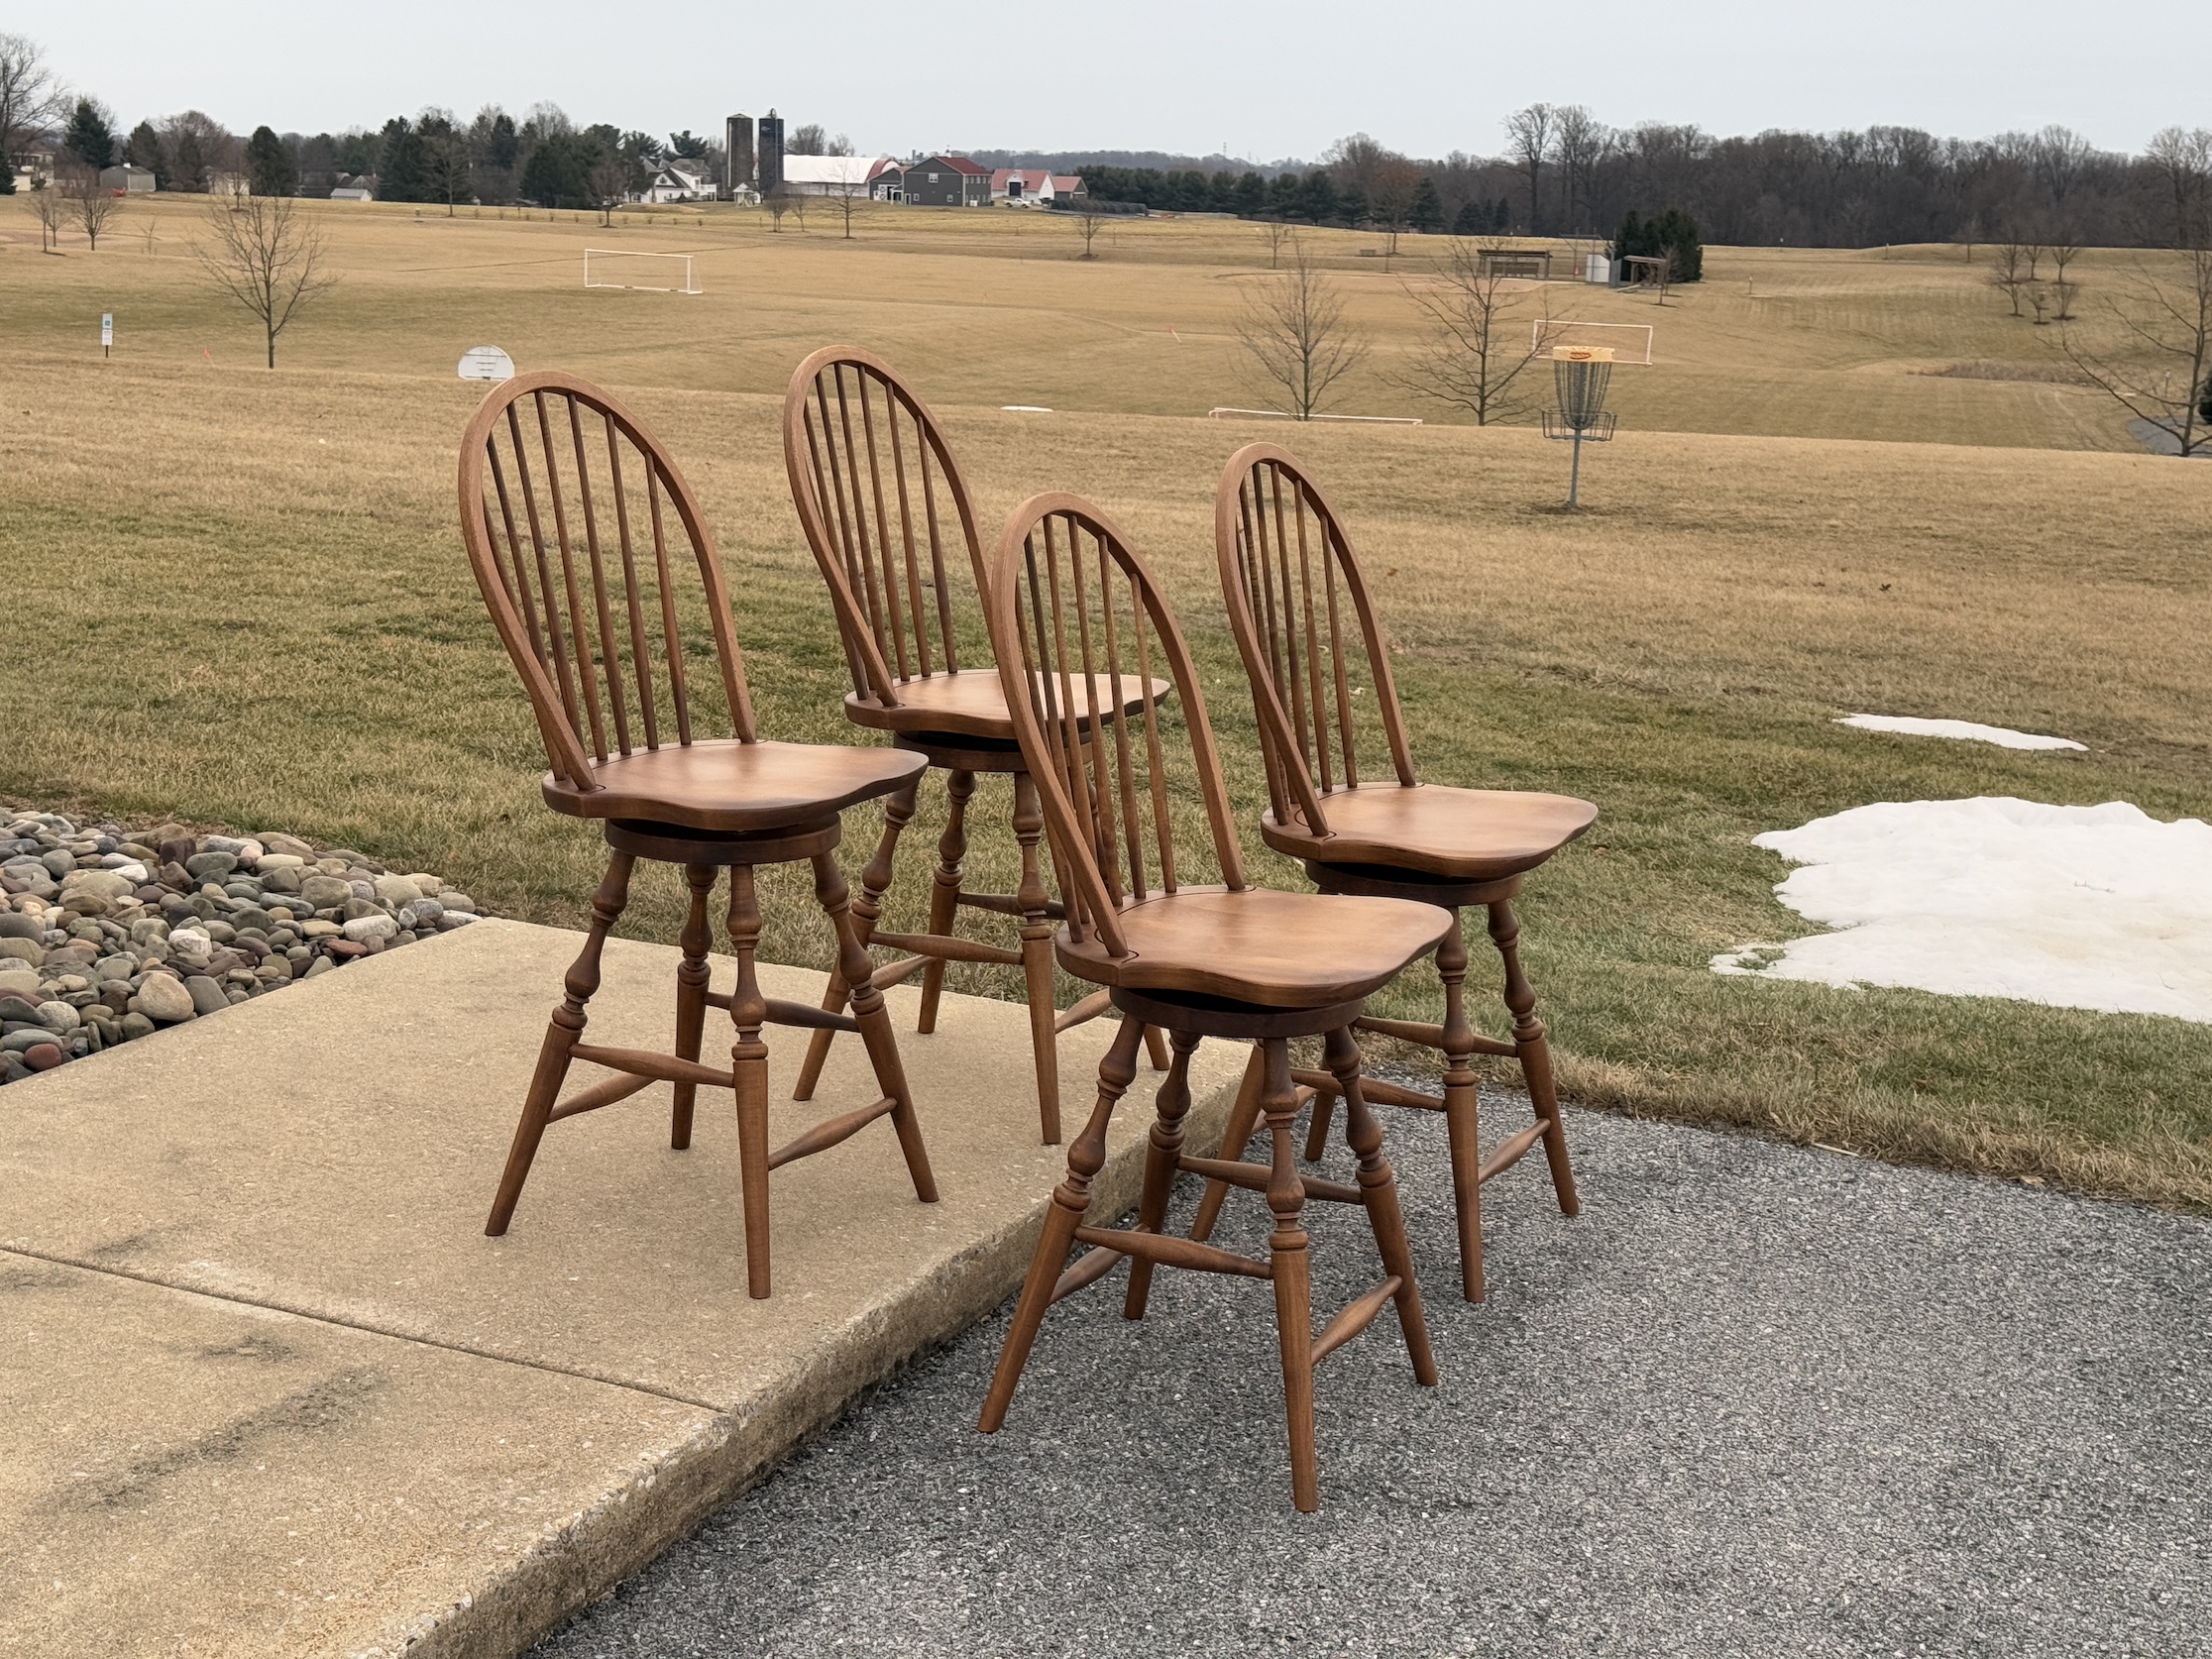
[32,1,2210,160]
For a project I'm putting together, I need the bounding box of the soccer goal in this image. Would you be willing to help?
[583,250,702,294]
[1533,320,1653,365]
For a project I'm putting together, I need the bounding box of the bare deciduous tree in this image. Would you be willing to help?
[1237,236,1367,419]
[1368,157,1421,269]
[2062,247,2212,457]
[1553,104,1612,233]
[26,179,65,252]
[587,152,631,227]
[1073,196,1109,260]
[1503,103,1556,233]
[2143,127,2212,250]
[1259,216,1293,270]
[59,164,121,248]
[826,171,867,238]
[194,193,337,369]
[1396,235,1559,424]
[763,185,793,232]
[2046,223,2084,320]
[0,32,65,162]
[1990,236,2029,316]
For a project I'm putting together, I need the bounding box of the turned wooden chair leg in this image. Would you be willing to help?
[670,863,717,1152]
[1012,771,1064,1144]
[487,850,633,1236]
[917,768,973,1035]
[796,782,915,1102]
[1123,1029,1198,1320]
[1324,1027,1439,1384]
[1258,1038,1321,1512]
[815,849,938,1204]
[980,1015,1146,1433]
[1302,1078,1339,1162]
[726,864,775,1299]
[1189,1044,1267,1243]
[1438,912,1489,1301]
[1489,898,1580,1218]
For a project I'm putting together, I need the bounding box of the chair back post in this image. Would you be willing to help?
[988,494,1246,960]
[783,346,990,709]
[459,372,756,792]
[1214,443,1418,835]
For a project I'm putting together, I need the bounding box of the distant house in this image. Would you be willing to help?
[890,155,990,208]
[207,171,250,198]
[989,168,1088,207]
[330,174,374,202]
[99,164,156,194]
[9,147,55,191]
[777,155,897,197]
[644,163,714,203]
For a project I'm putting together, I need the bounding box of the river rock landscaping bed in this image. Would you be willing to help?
[0,811,487,1085]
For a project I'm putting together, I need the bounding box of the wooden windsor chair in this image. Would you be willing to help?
[459,371,939,1300]
[975,493,1456,1512]
[1193,442,1595,1303]
[781,346,1168,1145]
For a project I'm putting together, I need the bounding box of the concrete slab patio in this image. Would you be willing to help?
[0,919,1244,1658]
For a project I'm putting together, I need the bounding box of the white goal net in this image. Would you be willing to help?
[583,250,702,294]
[1533,320,1653,365]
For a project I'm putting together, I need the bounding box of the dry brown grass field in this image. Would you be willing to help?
[4,193,2209,1207]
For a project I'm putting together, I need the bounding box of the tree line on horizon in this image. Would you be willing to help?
[1069,117,2212,253]
[5,29,2208,256]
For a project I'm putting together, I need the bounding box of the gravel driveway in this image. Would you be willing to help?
[535,1089,2211,1658]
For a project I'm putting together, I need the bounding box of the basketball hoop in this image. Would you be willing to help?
[1541,346,1616,508]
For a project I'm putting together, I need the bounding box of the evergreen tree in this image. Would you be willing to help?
[1655,208,1704,280]
[520,133,592,208]
[171,130,208,192]
[1266,171,1301,217]
[246,125,295,196]
[1409,175,1443,233]
[124,121,167,188]
[1337,184,1367,228]
[1451,198,1486,236]
[1299,169,1337,225]
[63,98,115,170]
[1233,170,1266,217]
[378,116,426,202]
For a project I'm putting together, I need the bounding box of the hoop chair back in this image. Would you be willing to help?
[989,495,1247,962]
[783,346,990,707]
[1215,443,1417,836]
[459,372,755,794]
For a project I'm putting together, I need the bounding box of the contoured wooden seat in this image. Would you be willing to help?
[459,371,938,1299]
[1198,443,1593,1302]
[976,494,1453,1513]
[782,347,1168,1143]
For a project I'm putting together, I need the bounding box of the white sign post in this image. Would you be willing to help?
[101,313,112,360]
[458,345,516,383]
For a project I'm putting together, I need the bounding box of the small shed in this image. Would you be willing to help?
[99,164,156,194]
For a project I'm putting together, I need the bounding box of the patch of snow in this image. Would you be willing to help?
[1837,714,2084,751]
[1712,797,2212,1022]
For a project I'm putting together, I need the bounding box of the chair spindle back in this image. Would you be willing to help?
[1215,443,1417,836]
[783,347,989,707]
[458,372,755,793]
[989,495,1246,960]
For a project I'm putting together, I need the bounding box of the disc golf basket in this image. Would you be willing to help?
[1541,346,1616,509]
